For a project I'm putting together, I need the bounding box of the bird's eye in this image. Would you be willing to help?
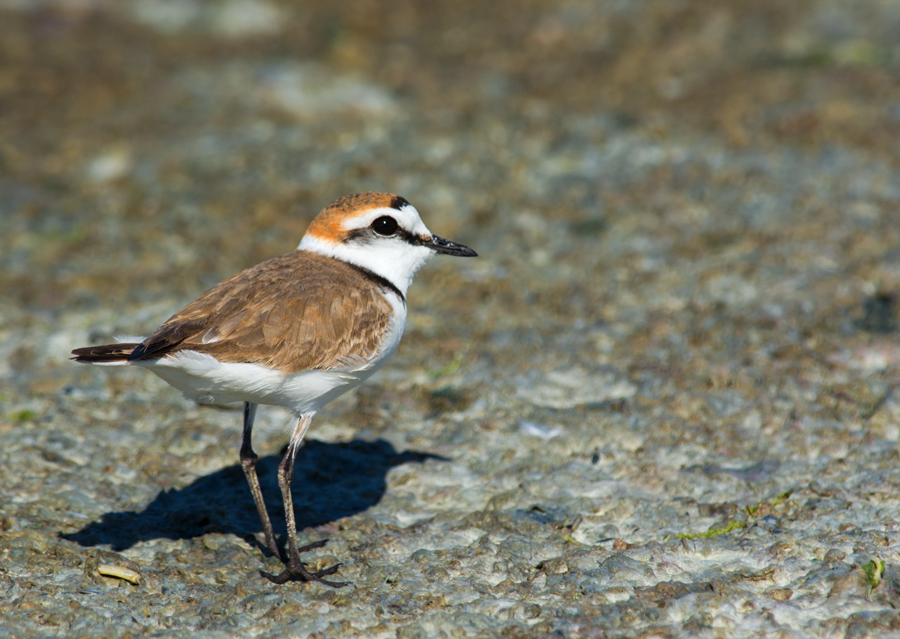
[372,216,399,236]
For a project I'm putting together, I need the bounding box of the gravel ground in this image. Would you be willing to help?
[2,1,900,637]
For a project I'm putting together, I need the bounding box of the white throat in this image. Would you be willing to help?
[297,234,435,298]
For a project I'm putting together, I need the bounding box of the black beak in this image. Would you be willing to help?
[424,235,478,257]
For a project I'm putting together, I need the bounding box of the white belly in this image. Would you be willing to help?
[139,296,406,416]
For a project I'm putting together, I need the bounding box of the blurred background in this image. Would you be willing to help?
[2,1,900,636]
[4,0,899,313]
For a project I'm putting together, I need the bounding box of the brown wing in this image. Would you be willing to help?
[130,251,395,374]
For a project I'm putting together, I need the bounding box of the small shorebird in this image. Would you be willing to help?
[72,192,477,586]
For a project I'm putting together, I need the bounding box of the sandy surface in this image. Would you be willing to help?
[2,1,900,637]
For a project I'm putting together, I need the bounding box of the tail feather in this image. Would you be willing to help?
[71,343,140,364]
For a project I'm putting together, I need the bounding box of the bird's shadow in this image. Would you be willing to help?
[62,438,446,552]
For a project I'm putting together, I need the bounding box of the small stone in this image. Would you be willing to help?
[768,588,792,601]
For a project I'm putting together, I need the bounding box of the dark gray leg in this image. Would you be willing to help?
[239,401,282,561]
[261,414,347,587]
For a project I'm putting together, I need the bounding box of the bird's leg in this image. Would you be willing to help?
[261,414,347,587]
[239,402,283,561]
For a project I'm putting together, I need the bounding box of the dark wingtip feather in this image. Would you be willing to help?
[71,343,139,363]
[128,343,148,360]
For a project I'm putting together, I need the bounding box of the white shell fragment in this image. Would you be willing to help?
[97,564,142,585]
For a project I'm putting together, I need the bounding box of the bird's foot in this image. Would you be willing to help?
[260,539,348,588]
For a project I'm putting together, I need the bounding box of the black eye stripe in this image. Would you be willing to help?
[342,218,423,246]
[372,216,399,236]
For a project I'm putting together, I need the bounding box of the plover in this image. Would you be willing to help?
[72,192,477,586]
